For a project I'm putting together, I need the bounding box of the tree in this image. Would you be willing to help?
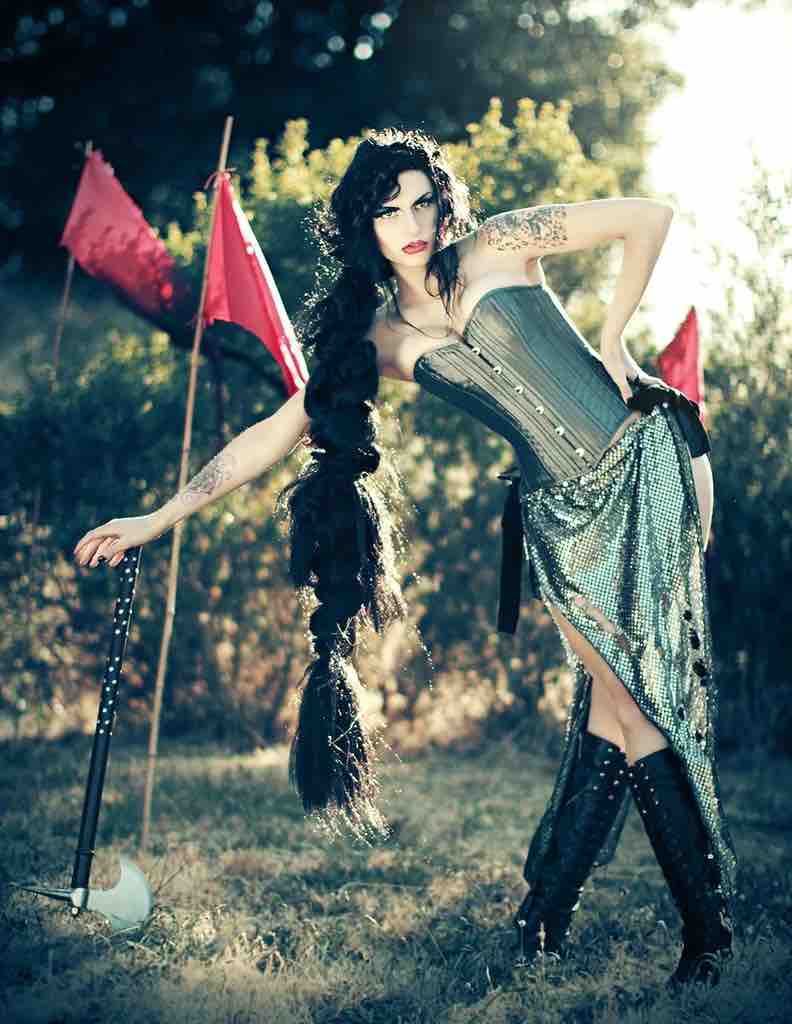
[698,156,792,754]
[1,0,714,286]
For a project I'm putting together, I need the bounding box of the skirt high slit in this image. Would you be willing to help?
[518,403,738,914]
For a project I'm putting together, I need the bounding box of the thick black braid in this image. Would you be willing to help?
[275,265,407,841]
[275,130,475,841]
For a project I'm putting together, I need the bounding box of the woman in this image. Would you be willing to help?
[73,128,737,988]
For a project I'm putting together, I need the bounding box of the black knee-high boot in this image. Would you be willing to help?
[627,747,733,989]
[513,730,628,967]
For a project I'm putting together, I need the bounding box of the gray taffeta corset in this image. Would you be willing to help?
[518,403,737,913]
[412,284,711,634]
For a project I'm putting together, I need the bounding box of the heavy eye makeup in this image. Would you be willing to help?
[374,194,436,219]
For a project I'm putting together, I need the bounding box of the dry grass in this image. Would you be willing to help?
[1,734,790,1023]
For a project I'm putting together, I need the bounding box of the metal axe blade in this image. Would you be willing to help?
[84,854,154,932]
[10,854,154,933]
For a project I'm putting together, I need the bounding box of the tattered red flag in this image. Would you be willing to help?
[203,172,309,396]
[60,149,192,327]
[658,306,706,424]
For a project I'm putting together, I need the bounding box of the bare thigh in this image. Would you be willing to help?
[690,452,714,548]
[547,447,714,733]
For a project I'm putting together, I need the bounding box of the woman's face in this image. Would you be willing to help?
[371,169,439,267]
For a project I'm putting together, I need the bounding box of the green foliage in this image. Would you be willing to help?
[1,97,630,749]
[695,159,792,753]
[0,327,310,745]
[3,104,790,759]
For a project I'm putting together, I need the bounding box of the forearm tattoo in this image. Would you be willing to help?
[480,206,568,252]
[177,451,239,507]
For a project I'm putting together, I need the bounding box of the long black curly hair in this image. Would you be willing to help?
[274,127,476,840]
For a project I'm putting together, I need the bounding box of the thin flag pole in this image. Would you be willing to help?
[52,140,91,376]
[140,115,234,851]
[21,140,93,689]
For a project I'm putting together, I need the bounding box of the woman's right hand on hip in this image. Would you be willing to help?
[73,513,166,569]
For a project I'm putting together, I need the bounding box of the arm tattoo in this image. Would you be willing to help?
[177,451,238,507]
[480,206,568,253]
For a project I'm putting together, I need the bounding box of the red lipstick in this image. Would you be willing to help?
[402,240,428,253]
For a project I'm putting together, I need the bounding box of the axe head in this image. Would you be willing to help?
[85,855,154,932]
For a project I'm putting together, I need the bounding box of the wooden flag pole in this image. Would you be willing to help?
[21,140,93,685]
[140,115,234,851]
[52,140,91,376]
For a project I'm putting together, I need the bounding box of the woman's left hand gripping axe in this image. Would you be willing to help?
[10,546,154,932]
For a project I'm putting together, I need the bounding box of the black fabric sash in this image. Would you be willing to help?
[497,466,528,635]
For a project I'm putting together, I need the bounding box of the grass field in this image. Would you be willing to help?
[1,734,790,1023]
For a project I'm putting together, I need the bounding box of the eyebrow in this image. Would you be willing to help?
[377,190,433,210]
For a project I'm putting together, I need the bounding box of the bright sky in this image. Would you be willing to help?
[635,0,791,347]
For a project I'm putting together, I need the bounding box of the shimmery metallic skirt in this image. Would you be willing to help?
[519,404,738,911]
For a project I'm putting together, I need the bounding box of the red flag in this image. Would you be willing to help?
[658,306,706,423]
[203,172,309,396]
[60,150,191,325]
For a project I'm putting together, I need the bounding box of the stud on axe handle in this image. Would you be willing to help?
[71,545,142,896]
